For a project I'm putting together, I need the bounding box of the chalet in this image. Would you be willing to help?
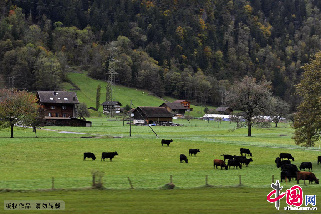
[132,107,173,125]
[173,100,193,111]
[37,91,91,127]
[159,102,188,116]
[216,106,233,115]
[102,101,122,114]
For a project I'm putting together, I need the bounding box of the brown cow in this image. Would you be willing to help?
[297,171,319,184]
[214,159,228,170]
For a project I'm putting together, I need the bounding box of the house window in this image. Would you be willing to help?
[62,106,67,110]
[50,106,55,109]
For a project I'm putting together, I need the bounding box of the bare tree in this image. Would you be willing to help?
[226,76,273,137]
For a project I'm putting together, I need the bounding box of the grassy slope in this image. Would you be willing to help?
[63,72,206,117]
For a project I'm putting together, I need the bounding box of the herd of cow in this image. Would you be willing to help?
[83,152,118,161]
[276,153,320,184]
[83,139,320,185]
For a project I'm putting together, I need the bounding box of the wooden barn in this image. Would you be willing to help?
[37,91,91,126]
[159,102,188,116]
[173,100,193,111]
[131,107,173,125]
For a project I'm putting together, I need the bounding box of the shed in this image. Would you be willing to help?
[216,106,233,115]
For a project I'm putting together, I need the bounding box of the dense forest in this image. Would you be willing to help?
[1,0,321,109]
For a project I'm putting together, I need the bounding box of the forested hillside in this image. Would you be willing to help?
[1,0,321,109]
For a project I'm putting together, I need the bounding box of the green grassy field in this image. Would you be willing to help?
[2,187,320,214]
[1,119,321,212]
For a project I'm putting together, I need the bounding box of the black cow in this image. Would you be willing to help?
[243,158,253,167]
[101,152,118,161]
[240,148,252,157]
[275,157,291,168]
[228,159,242,169]
[214,159,228,170]
[280,153,294,161]
[281,170,294,182]
[189,149,200,156]
[180,154,188,163]
[280,164,299,182]
[161,139,173,146]
[83,152,96,160]
[318,156,321,165]
[300,162,312,171]
[221,154,234,162]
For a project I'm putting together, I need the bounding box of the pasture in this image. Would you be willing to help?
[0,118,321,212]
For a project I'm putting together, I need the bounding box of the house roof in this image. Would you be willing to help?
[37,91,79,104]
[160,102,188,110]
[216,106,233,112]
[102,101,122,106]
[174,100,189,103]
[135,107,173,118]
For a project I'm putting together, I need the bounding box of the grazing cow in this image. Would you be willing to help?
[189,149,200,156]
[221,154,234,162]
[243,158,253,167]
[280,164,299,182]
[281,170,293,182]
[180,154,188,163]
[214,159,228,170]
[228,159,242,169]
[275,157,291,168]
[280,153,294,161]
[101,152,118,161]
[318,156,321,165]
[161,139,173,146]
[299,162,312,171]
[240,148,252,157]
[83,152,96,160]
[297,171,319,184]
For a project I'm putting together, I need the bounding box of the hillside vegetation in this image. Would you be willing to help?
[2,1,321,109]
[64,71,207,117]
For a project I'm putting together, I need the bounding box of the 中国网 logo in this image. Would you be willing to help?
[267,180,317,210]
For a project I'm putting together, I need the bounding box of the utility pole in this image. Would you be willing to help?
[107,47,118,118]
[130,100,132,137]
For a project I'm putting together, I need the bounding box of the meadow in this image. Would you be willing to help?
[1,118,321,213]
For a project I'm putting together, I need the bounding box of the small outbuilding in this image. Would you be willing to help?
[216,106,233,115]
[102,101,122,114]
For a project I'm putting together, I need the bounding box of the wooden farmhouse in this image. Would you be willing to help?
[131,107,173,125]
[216,106,233,115]
[159,102,188,117]
[173,100,193,111]
[37,91,91,126]
[102,101,122,114]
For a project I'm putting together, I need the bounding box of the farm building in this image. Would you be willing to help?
[102,101,122,114]
[37,91,91,127]
[132,107,173,125]
[173,100,193,111]
[159,102,188,117]
[216,106,233,115]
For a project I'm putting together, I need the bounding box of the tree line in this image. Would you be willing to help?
[2,0,321,108]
